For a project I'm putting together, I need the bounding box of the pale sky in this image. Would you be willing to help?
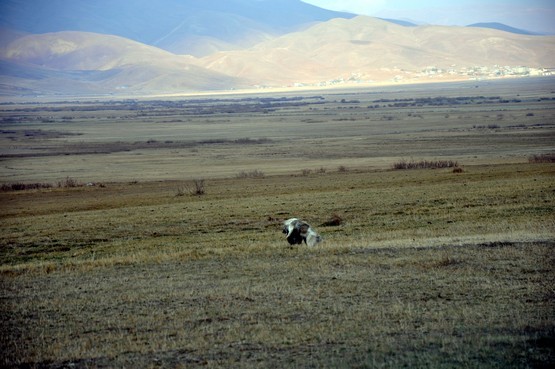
[301,0,555,34]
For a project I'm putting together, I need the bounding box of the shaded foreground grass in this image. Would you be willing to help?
[1,163,554,368]
[2,242,554,368]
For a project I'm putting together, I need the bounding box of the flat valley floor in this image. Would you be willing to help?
[1,77,554,183]
[1,78,554,368]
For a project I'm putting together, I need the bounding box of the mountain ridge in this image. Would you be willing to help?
[467,22,540,36]
[1,13,554,96]
[195,16,555,86]
[0,0,355,56]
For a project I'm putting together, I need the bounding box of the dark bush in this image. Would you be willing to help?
[236,170,265,179]
[528,153,555,163]
[393,159,459,170]
[0,182,53,191]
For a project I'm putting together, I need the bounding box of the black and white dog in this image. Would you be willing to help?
[282,218,322,247]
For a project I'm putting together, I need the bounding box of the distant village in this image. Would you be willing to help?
[286,65,553,89]
[417,65,553,79]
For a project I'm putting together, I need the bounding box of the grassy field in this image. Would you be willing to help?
[1,78,554,368]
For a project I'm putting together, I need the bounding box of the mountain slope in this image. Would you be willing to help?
[0,0,355,56]
[2,31,183,70]
[197,16,555,86]
[0,31,243,95]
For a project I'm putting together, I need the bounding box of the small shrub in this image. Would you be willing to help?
[317,167,327,174]
[57,177,80,188]
[252,169,265,178]
[189,179,206,196]
[338,165,348,173]
[301,169,312,176]
[175,185,186,197]
[453,167,464,173]
[175,179,206,196]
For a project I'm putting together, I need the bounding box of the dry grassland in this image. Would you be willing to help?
[1,78,555,368]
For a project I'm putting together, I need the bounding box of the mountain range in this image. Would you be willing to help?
[0,0,554,96]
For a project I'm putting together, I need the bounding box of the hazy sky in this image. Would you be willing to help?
[301,0,555,34]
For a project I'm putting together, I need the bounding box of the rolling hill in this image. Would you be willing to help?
[197,16,555,86]
[0,0,354,56]
[1,15,554,96]
[0,31,243,95]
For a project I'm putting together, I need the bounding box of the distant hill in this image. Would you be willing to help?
[1,15,554,96]
[0,0,355,56]
[197,16,555,86]
[467,22,538,35]
[0,31,243,95]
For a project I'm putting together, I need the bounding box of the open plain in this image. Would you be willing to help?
[1,78,554,368]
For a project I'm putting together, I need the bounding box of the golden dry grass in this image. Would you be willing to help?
[1,163,554,368]
[1,163,553,269]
